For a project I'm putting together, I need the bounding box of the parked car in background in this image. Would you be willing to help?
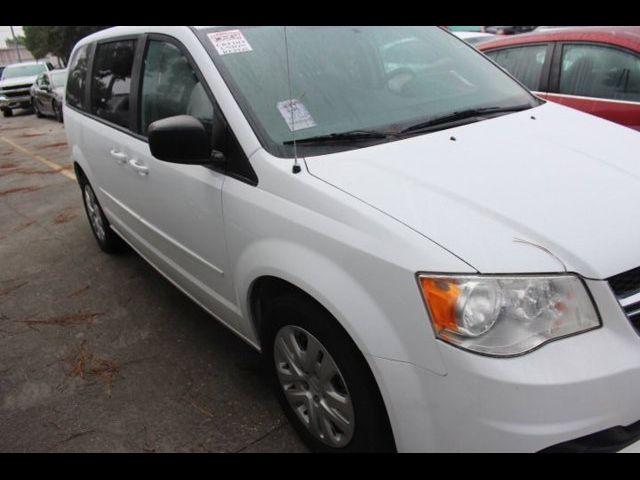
[478,26,640,130]
[0,61,54,117]
[448,26,538,37]
[535,26,576,32]
[31,69,67,122]
[446,26,485,32]
[484,26,538,35]
[453,31,496,46]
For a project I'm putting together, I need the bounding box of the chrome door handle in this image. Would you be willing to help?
[128,158,149,176]
[109,149,128,165]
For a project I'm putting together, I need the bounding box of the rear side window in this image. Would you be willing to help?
[485,44,548,90]
[66,45,90,110]
[559,44,640,102]
[90,40,137,129]
[140,40,214,136]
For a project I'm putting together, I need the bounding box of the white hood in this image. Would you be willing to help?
[305,102,640,279]
[0,75,38,88]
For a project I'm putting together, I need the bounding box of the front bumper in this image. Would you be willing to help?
[0,94,32,110]
[371,279,640,452]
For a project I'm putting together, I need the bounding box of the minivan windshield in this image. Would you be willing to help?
[2,63,47,80]
[198,26,540,157]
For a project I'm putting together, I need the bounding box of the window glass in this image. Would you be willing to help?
[90,40,137,128]
[140,40,214,135]
[1,63,47,79]
[50,71,67,88]
[485,45,548,90]
[206,26,537,157]
[559,44,640,102]
[66,45,89,109]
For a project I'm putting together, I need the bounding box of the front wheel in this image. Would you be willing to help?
[33,99,43,118]
[262,292,396,452]
[53,101,63,123]
[2,108,12,118]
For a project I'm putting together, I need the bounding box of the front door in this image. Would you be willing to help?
[119,36,241,333]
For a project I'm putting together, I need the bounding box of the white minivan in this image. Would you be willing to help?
[64,26,640,453]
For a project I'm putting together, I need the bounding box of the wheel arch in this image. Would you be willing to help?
[236,240,408,363]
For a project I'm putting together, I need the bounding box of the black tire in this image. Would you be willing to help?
[33,100,43,118]
[2,108,12,118]
[53,101,63,123]
[261,291,396,453]
[77,174,125,254]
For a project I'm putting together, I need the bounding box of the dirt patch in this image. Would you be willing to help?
[67,285,91,298]
[16,132,45,138]
[0,186,43,197]
[37,142,67,150]
[14,220,35,232]
[0,281,28,297]
[54,209,78,224]
[19,311,105,329]
[63,341,119,396]
[0,162,18,169]
[0,167,64,177]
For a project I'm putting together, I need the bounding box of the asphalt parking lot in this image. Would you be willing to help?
[0,111,307,452]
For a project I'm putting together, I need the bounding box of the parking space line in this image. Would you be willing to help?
[0,136,76,181]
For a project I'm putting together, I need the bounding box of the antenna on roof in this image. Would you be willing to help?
[284,26,301,174]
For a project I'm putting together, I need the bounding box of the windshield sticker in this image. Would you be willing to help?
[277,99,317,132]
[208,30,253,56]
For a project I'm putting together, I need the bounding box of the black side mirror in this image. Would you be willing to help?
[148,115,216,165]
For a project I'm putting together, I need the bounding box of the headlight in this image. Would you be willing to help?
[418,274,600,357]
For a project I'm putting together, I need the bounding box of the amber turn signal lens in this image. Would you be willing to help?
[420,278,460,333]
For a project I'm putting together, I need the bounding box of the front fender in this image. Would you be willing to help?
[234,238,447,377]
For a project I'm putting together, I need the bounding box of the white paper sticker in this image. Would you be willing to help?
[277,99,317,132]
[208,30,253,56]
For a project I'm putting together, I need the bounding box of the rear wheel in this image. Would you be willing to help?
[78,175,125,254]
[2,108,12,118]
[262,291,395,452]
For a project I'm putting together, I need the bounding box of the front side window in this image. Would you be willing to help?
[485,45,548,90]
[199,26,538,157]
[1,63,47,79]
[50,71,67,88]
[34,73,46,87]
[559,44,640,102]
[140,40,214,135]
[90,40,137,128]
[66,45,89,109]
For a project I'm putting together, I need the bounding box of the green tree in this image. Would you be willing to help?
[23,26,112,66]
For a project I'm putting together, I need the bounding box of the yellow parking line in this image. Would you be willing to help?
[0,136,76,181]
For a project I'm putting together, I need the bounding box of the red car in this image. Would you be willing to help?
[478,26,640,131]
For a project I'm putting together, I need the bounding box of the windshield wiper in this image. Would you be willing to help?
[283,130,391,145]
[398,104,535,135]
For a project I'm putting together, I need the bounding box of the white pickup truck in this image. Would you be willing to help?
[0,61,53,117]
